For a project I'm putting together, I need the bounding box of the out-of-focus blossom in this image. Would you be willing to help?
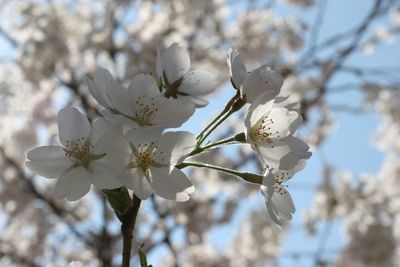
[68,261,84,267]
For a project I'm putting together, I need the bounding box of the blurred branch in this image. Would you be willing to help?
[0,25,18,48]
[313,222,333,266]
[301,0,385,120]
[308,0,327,53]
[0,147,103,261]
[0,245,40,267]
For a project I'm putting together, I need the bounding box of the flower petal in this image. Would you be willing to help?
[151,98,195,128]
[125,127,163,148]
[227,48,247,89]
[26,146,72,178]
[126,168,153,200]
[162,43,191,84]
[180,95,209,108]
[179,70,216,96]
[154,131,196,165]
[89,117,124,154]
[267,107,300,139]
[244,98,274,135]
[85,68,114,109]
[240,66,282,103]
[87,160,122,189]
[151,167,194,202]
[261,185,282,226]
[279,136,312,170]
[58,107,91,146]
[255,141,291,169]
[54,167,91,201]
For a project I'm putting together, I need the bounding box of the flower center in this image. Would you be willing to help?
[129,142,157,171]
[273,172,291,195]
[135,95,159,126]
[63,137,102,169]
[249,116,279,147]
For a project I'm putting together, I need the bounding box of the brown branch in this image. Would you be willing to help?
[120,194,142,267]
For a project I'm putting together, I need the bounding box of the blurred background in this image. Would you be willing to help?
[0,0,400,266]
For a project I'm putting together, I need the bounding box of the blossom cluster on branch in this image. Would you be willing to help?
[25,43,311,230]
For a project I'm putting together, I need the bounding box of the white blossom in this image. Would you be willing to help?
[244,96,311,170]
[156,43,217,107]
[261,161,306,226]
[25,107,122,200]
[227,48,283,103]
[117,128,196,201]
[86,68,195,129]
[68,261,84,267]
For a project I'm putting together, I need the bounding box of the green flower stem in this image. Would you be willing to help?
[197,97,246,146]
[189,132,246,157]
[177,161,262,185]
[196,92,240,142]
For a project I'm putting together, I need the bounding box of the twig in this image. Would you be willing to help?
[120,194,142,267]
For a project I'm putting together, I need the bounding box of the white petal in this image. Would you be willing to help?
[128,168,153,200]
[179,70,216,96]
[54,167,91,201]
[151,167,193,202]
[89,117,124,154]
[128,74,160,108]
[100,109,140,128]
[279,136,312,170]
[162,43,191,84]
[272,190,295,215]
[271,160,307,182]
[26,146,72,178]
[85,68,114,108]
[151,98,195,128]
[255,141,291,169]
[244,98,274,134]
[108,84,133,117]
[125,127,163,148]
[261,185,282,226]
[87,160,122,189]
[154,131,196,165]
[58,107,91,146]
[227,48,247,89]
[240,66,282,103]
[267,107,300,139]
[179,95,209,108]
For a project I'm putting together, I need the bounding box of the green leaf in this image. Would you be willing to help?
[103,187,132,216]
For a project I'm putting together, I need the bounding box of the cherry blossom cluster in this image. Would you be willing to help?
[25,43,311,225]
